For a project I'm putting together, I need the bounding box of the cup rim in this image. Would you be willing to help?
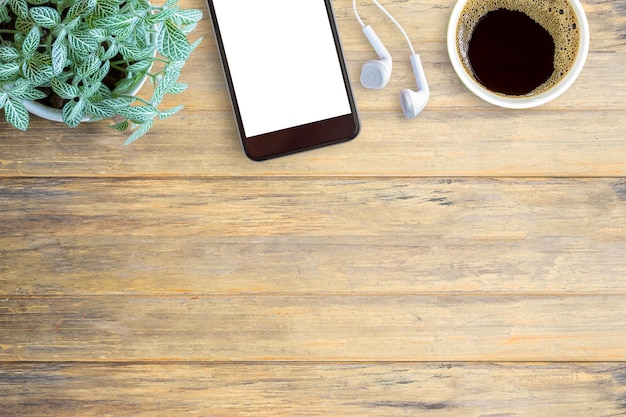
[446,0,590,109]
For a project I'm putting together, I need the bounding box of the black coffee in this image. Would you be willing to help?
[455,0,580,98]
[468,9,555,96]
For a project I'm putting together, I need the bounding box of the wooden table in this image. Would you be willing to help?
[2,0,626,414]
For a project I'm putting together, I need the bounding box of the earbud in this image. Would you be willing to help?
[400,54,430,119]
[353,0,429,118]
[360,25,392,90]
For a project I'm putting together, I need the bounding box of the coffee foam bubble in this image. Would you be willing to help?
[457,0,580,96]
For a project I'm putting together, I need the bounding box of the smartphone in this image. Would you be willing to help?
[206,0,360,160]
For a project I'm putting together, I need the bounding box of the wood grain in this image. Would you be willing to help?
[1,294,625,361]
[2,0,626,414]
[2,362,626,416]
[1,177,625,295]
[2,110,626,177]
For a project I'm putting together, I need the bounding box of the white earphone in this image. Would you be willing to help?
[353,0,430,119]
[360,25,392,90]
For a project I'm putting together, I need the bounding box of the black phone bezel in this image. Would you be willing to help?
[206,0,360,161]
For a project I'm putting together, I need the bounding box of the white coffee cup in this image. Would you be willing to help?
[447,0,590,109]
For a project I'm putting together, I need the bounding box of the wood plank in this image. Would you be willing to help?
[1,295,625,361]
[1,109,624,177]
[0,1,625,177]
[2,362,626,416]
[2,178,625,295]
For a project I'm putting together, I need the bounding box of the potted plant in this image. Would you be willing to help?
[0,0,202,144]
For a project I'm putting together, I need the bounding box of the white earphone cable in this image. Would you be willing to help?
[353,0,416,56]
[353,0,366,27]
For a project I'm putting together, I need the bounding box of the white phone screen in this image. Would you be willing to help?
[211,0,352,138]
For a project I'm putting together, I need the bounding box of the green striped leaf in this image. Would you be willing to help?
[76,53,101,78]
[22,27,40,59]
[100,97,133,110]
[67,0,96,19]
[146,6,177,24]
[90,60,110,83]
[157,20,190,60]
[92,0,119,18]
[4,98,29,131]
[8,0,28,19]
[99,42,119,61]
[15,16,35,33]
[0,46,20,62]
[95,14,137,34]
[168,82,188,95]
[158,104,183,120]
[124,118,153,145]
[51,40,68,74]
[171,9,203,25]
[51,78,79,99]
[110,119,129,132]
[85,102,114,120]
[30,6,60,28]
[117,104,157,124]
[0,62,20,80]
[62,99,86,128]
[8,79,47,101]
[68,31,98,54]
[21,59,54,85]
